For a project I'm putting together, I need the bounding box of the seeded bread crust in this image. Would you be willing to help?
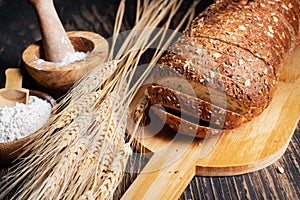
[154,60,270,118]
[145,85,246,129]
[187,37,277,80]
[170,36,269,77]
[191,37,260,62]
[186,5,281,67]
[169,36,276,95]
[247,2,294,61]
[150,105,225,138]
[191,37,276,79]
[261,0,300,38]
[187,0,300,64]
[189,1,296,64]
[251,1,300,59]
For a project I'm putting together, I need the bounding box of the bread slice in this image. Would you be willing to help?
[150,105,225,138]
[187,5,281,67]
[145,84,246,129]
[156,52,274,118]
[169,36,276,89]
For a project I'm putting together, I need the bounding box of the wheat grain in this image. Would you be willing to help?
[70,60,119,99]
[64,88,130,199]
[0,0,200,199]
[30,138,89,199]
[55,91,101,128]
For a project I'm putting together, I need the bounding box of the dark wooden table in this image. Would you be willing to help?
[0,0,299,199]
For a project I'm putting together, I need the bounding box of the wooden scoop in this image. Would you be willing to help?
[0,68,29,107]
[28,0,75,62]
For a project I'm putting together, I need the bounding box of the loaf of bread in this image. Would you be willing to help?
[141,0,300,137]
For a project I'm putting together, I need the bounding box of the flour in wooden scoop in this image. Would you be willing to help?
[0,96,52,143]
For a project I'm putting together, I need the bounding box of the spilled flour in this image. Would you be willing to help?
[0,96,52,143]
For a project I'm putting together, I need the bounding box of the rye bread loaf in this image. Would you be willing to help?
[135,0,299,138]
[145,84,246,129]
[152,0,299,121]
[150,105,225,138]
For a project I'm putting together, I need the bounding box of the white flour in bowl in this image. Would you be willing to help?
[0,96,52,143]
[35,51,89,67]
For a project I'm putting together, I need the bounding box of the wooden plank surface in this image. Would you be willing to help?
[0,0,299,199]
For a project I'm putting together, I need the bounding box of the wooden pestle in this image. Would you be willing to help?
[28,0,75,62]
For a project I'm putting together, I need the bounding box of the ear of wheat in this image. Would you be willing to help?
[0,0,199,199]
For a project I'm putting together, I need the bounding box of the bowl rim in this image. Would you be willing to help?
[22,31,108,72]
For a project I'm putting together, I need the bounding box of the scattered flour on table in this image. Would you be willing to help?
[35,51,89,67]
[0,96,52,143]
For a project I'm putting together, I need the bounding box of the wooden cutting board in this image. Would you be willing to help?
[122,46,300,199]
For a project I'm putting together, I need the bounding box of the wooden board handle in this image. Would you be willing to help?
[5,68,23,89]
[122,138,201,200]
[28,0,75,62]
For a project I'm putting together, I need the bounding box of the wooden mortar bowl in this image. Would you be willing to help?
[0,90,56,166]
[22,31,108,91]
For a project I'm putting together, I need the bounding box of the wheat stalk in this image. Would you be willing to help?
[0,0,199,199]
[63,87,129,199]
[27,86,128,199]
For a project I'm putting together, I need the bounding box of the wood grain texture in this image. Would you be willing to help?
[0,0,299,199]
